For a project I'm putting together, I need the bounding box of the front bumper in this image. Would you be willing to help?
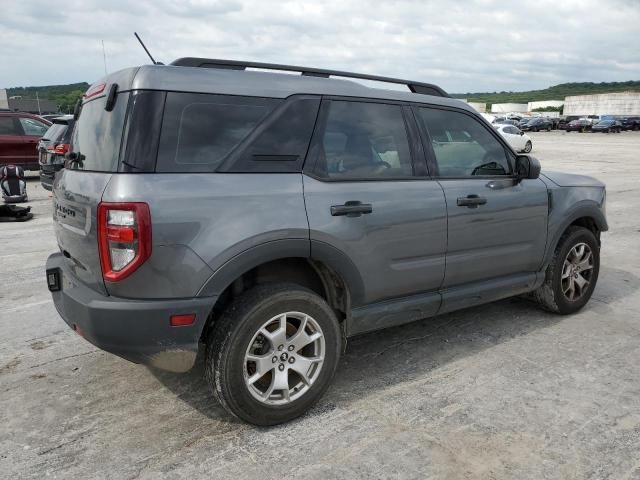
[46,252,216,372]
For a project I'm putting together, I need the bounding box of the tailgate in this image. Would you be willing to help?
[53,169,112,295]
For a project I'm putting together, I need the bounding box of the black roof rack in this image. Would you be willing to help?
[170,57,449,98]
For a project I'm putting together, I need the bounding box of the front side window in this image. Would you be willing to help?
[314,100,413,179]
[418,108,512,177]
[19,118,49,136]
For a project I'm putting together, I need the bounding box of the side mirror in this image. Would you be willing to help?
[519,130,524,136]
[515,155,541,182]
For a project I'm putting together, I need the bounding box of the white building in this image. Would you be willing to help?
[463,101,486,113]
[528,100,564,111]
[563,91,640,116]
[491,103,528,113]
[0,89,8,109]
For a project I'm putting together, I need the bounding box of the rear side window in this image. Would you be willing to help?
[220,97,320,173]
[156,93,279,173]
[0,117,20,135]
[312,100,414,180]
[70,93,130,172]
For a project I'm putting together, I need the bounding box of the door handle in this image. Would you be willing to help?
[457,194,487,208]
[330,201,373,217]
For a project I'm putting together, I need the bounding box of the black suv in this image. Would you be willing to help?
[520,118,553,132]
[38,116,74,190]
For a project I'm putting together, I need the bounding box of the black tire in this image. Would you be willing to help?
[523,140,532,153]
[532,226,600,315]
[205,283,342,426]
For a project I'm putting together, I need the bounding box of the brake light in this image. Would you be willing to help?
[97,202,151,282]
[84,82,106,99]
[54,144,70,154]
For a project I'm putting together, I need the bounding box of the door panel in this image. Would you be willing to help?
[439,177,548,287]
[303,98,447,308]
[304,175,447,305]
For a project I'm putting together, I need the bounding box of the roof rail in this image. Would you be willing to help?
[170,57,449,98]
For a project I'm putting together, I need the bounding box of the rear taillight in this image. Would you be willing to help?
[54,144,70,155]
[97,202,151,282]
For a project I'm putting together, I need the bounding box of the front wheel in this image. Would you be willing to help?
[523,140,532,153]
[532,226,600,315]
[205,283,342,425]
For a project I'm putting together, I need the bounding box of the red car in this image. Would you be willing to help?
[0,111,52,170]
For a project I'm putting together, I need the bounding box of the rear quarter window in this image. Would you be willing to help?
[70,92,130,172]
[156,93,279,173]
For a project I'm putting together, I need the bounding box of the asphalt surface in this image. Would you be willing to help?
[2,131,640,479]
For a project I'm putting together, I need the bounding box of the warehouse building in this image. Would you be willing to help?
[491,103,528,113]
[463,101,487,112]
[563,91,640,116]
[528,100,564,111]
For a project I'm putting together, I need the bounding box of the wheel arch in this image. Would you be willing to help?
[542,203,607,269]
[197,239,364,341]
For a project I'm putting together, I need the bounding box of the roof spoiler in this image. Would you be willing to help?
[170,57,449,98]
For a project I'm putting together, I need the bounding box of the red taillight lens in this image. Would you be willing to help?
[54,144,70,155]
[97,202,151,282]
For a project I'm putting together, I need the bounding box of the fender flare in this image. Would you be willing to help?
[542,202,608,269]
[196,239,365,307]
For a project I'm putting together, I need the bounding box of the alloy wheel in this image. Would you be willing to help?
[561,242,595,301]
[243,312,325,405]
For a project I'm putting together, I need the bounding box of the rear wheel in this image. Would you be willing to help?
[532,226,600,314]
[205,283,342,425]
[523,140,532,153]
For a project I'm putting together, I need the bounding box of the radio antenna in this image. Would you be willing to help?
[134,32,161,65]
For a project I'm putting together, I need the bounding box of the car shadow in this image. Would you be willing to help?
[149,266,640,423]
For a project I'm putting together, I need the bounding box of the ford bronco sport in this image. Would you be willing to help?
[46,58,607,425]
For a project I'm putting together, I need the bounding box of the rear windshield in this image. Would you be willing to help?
[70,92,129,172]
[43,124,66,142]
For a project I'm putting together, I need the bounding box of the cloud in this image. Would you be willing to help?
[1,0,639,93]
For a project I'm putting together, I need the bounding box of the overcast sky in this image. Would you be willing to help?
[1,0,639,93]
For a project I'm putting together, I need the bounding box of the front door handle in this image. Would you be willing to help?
[330,201,373,217]
[457,194,487,208]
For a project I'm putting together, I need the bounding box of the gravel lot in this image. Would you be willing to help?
[1,131,639,479]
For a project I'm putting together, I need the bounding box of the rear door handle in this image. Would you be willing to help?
[457,194,487,208]
[330,201,373,217]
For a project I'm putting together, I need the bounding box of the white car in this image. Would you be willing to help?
[495,124,532,153]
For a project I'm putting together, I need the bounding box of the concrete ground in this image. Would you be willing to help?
[1,131,639,479]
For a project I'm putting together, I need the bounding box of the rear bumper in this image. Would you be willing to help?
[46,252,216,372]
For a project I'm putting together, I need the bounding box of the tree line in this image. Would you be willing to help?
[6,83,90,113]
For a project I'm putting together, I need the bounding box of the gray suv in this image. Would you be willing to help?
[46,58,607,425]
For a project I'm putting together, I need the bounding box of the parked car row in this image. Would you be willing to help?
[0,109,76,190]
[564,119,631,133]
